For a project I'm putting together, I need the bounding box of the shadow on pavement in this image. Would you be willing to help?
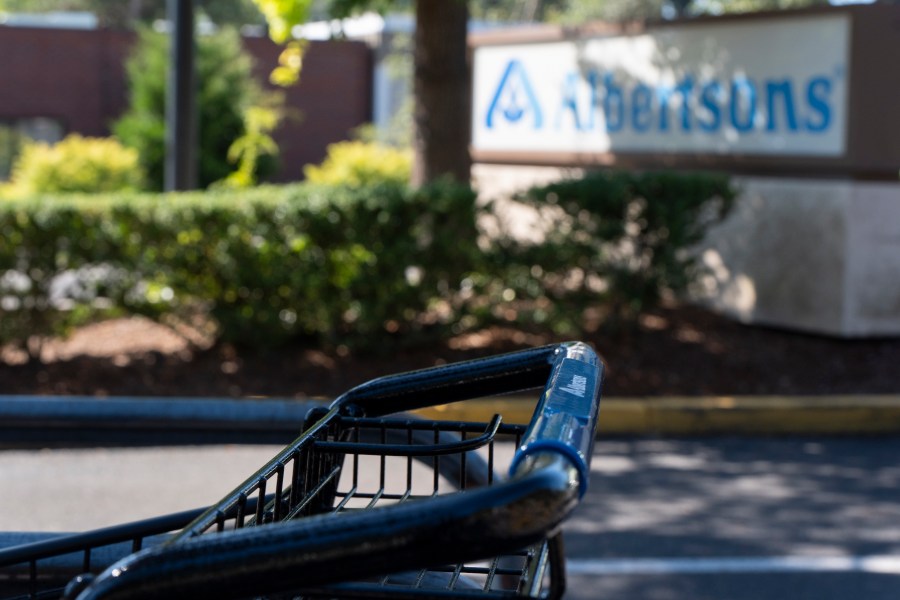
[563,437,900,599]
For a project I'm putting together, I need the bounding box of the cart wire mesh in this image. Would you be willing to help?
[171,412,564,598]
[1,342,601,600]
[0,414,563,600]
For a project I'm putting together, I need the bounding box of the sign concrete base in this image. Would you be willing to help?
[692,176,900,337]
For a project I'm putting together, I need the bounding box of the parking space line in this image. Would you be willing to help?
[567,555,900,576]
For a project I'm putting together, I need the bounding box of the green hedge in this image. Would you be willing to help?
[0,171,733,357]
[483,170,736,333]
[0,181,479,355]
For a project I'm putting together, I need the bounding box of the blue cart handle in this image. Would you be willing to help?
[509,342,603,499]
[331,341,603,498]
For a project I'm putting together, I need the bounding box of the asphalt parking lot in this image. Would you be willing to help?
[565,437,900,599]
[2,437,899,599]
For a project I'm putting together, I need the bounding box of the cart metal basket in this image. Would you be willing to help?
[0,342,603,600]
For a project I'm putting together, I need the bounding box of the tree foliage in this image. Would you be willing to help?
[219,98,283,188]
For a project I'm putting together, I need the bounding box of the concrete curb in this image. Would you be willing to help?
[414,395,900,436]
[4,395,899,443]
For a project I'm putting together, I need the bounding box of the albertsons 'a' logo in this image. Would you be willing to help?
[486,59,543,129]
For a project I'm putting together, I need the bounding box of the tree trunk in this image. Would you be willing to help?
[412,0,471,187]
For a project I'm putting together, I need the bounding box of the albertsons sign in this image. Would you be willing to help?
[472,13,849,157]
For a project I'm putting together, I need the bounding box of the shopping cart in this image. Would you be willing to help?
[0,341,603,600]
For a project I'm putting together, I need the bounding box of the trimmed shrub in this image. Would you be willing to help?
[2,135,143,198]
[486,170,736,333]
[0,193,135,359]
[303,141,412,188]
[0,180,479,353]
[0,170,733,355]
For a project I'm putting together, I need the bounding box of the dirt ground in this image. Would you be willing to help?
[1,303,898,399]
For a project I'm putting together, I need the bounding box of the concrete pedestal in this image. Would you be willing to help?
[693,177,900,337]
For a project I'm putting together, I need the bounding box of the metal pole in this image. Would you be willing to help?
[165,0,197,191]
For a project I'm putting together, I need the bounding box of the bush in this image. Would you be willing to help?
[2,135,143,198]
[0,170,733,355]
[304,141,412,188]
[130,180,478,348]
[0,193,135,359]
[487,170,736,333]
[114,27,276,190]
[0,180,479,353]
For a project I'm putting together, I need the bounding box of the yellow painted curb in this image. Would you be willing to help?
[413,395,900,435]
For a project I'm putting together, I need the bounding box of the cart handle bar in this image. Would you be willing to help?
[333,341,602,499]
[510,342,601,499]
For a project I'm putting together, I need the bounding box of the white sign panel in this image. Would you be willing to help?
[472,14,849,157]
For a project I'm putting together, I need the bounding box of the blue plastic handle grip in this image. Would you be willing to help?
[509,342,603,499]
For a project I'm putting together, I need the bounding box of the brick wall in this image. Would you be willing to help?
[0,27,130,136]
[243,36,372,182]
[0,26,372,182]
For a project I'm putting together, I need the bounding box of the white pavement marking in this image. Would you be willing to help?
[567,555,900,576]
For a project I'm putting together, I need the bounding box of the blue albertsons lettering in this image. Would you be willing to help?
[578,71,833,135]
[699,81,723,132]
[557,73,583,130]
[805,77,832,132]
[489,60,836,136]
[729,77,756,132]
[560,374,588,398]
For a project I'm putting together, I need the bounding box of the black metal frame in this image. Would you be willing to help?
[0,342,603,600]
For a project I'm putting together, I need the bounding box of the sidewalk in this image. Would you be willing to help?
[415,395,900,435]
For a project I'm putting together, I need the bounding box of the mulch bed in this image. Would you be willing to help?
[2,303,898,399]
